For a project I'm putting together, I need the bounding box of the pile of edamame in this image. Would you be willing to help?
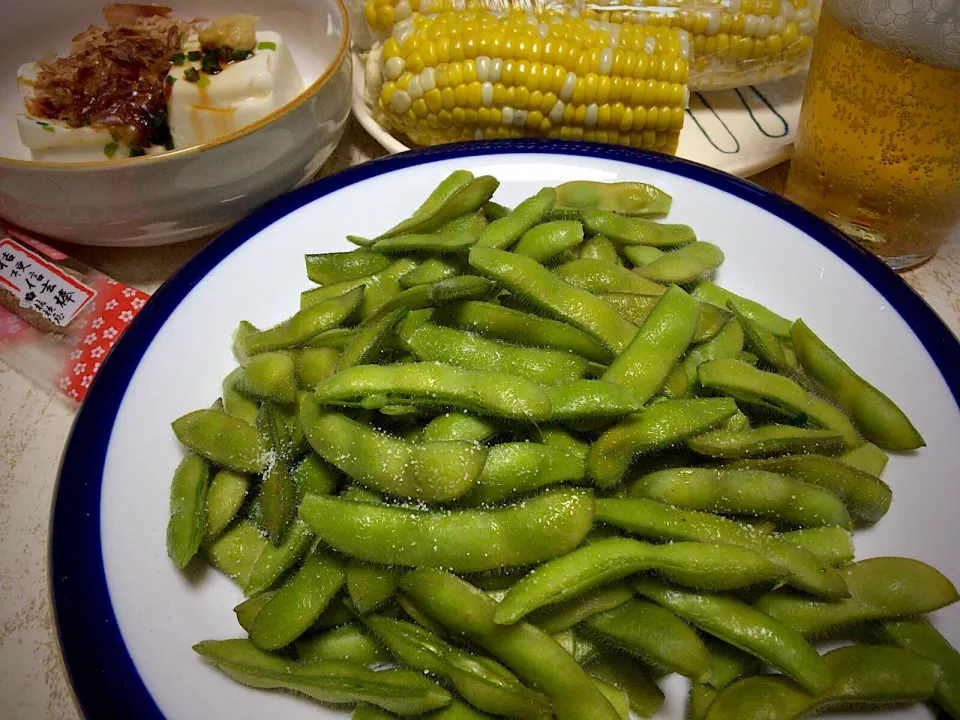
[167,171,960,720]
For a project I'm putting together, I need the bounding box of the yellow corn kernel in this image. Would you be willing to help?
[670,106,685,131]
[597,104,611,129]
[411,98,429,117]
[463,59,477,84]
[441,86,455,110]
[424,88,443,112]
[466,81,483,108]
[452,107,466,126]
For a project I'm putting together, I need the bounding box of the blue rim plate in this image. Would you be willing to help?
[50,140,960,719]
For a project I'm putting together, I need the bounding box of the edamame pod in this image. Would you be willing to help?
[376,170,475,238]
[554,258,667,295]
[477,187,556,250]
[249,286,365,354]
[172,409,268,474]
[698,359,861,448]
[398,319,587,385]
[400,568,622,720]
[204,469,248,541]
[779,526,855,566]
[400,256,467,287]
[594,498,848,598]
[754,557,960,637]
[839,442,889,477]
[531,584,635,634]
[376,175,498,240]
[633,578,833,693]
[599,293,728,344]
[686,425,844,459]
[587,398,738,487]
[301,399,485,503]
[167,454,211,568]
[421,412,500,444]
[630,467,853,529]
[338,308,407,370]
[580,235,623,265]
[545,380,646,420]
[306,250,393,285]
[313,362,552,421]
[727,300,798,375]
[194,639,451,714]
[297,347,341,388]
[249,550,344,650]
[791,319,925,450]
[581,209,696,247]
[245,519,315,595]
[636,242,725,285]
[222,367,260,425]
[584,598,712,681]
[295,623,392,665]
[555,181,671,216]
[299,489,593,572]
[495,537,786,624]
[370,212,487,254]
[602,285,700,402]
[584,652,665,718]
[347,561,398,615]
[292,453,339,502]
[513,220,584,262]
[259,457,295,544]
[234,591,272,632]
[468,246,638,353]
[462,443,586,505]
[691,281,792,338]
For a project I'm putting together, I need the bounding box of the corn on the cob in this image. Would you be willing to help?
[361,0,819,90]
[365,9,688,151]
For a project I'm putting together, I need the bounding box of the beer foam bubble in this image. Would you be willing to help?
[831,0,960,68]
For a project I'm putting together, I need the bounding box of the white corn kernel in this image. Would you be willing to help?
[395,1,412,21]
[476,56,491,82]
[481,81,494,106]
[514,109,528,127]
[772,16,787,33]
[599,48,614,75]
[385,56,405,80]
[755,14,772,38]
[501,106,514,126]
[644,36,657,54]
[704,10,722,35]
[408,76,423,99]
[490,58,503,83]
[744,14,758,37]
[549,100,565,123]
[781,1,796,20]
[391,90,412,113]
[560,71,577,102]
[585,103,599,129]
[420,66,436,91]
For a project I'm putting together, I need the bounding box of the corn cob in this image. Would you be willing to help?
[366,9,688,151]
[362,0,818,90]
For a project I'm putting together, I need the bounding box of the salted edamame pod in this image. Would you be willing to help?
[299,489,593,573]
[691,281,792,338]
[259,457,295,544]
[346,561,397,615]
[839,442,889,477]
[194,639,451,714]
[376,174,498,240]
[399,568,622,720]
[630,467,853,529]
[477,187,557,250]
[421,412,500,444]
[553,258,667,295]
[172,409,268,474]
[370,212,487,254]
[313,361,552,421]
[301,398,486,503]
[295,623,392,665]
[222,367,260,425]
[204,469,249,541]
[376,170,475,239]
[584,651,665,718]
[753,557,960,637]
[305,250,393,285]
[555,181,671,216]
[167,454,211,568]
[580,235,623,265]
[338,308,407,371]
[636,242,725,285]
[686,425,844,459]
[531,584,635,634]
[461,442,586,505]
[791,319,925,450]
[581,209,695,247]
[600,292,729,344]
[495,537,786,624]
[779,526,855,566]
[587,398,738,487]
[468,246,638,353]
[512,220,584,263]
[633,578,833,694]
[545,380,645,421]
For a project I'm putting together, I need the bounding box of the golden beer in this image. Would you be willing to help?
[784,1,960,269]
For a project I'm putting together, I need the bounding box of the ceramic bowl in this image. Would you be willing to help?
[0,0,351,246]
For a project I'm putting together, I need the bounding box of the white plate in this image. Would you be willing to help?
[351,52,805,177]
[51,141,960,719]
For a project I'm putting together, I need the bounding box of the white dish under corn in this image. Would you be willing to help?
[0,0,352,246]
[51,141,960,719]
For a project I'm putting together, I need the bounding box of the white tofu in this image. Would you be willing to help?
[16,63,121,162]
[166,31,306,149]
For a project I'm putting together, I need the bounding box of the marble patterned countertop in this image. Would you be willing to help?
[1,119,958,718]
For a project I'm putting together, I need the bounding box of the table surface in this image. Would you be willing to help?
[2,119,959,718]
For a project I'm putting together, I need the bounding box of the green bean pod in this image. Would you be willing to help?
[874,617,960,719]
[313,362,552,422]
[513,220,584,262]
[295,623,392,665]
[555,181,671,216]
[698,359,861,448]
[495,537,786,624]
[704,644,938,720]
[301,400,485,503]
[172,409,268,474]
[477,187,557,249]
[686,425,844,458]
[554,258,667,295]
[602,285,700,401]
[594,498,848,598]
[587,398,739,487]
[167,454,211,568]
[298,489,593,572]
[581,209,696,247]
[753,557,960,637]
[633,578,832,693]
[691,281,792,338]
[734,454,892,525]
[398,319,587,385]
[791,319,925,450]
[630,467,853,529]
[306,250,393,285]
[461,442,585,505]
[249,550,344,650]
[469,246,638,353]
[583,598,712,681]
[194,639,451,714]
[399,568,622,720]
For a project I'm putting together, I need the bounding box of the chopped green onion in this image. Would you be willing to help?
[196,73,210,87]
[36,121,49,126]
[165,75,177,86]
[42,125,55,133]
[170,52,185,66]
[201,50,222,75]
[164,138,175,151]
[187,50,202,62]
[110,130,122,142]
[103,143,119,158]
[129,147,147,158]
[183,67,200,83]
[257,41,277,51]
[232,49,253,62]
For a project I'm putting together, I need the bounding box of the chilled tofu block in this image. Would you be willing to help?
[166,31,305,149]
[16,63,121,162]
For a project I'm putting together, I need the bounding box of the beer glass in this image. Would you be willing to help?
[784,0,960,270]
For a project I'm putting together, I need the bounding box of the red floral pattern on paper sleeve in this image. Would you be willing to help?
[54,278,150,402]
